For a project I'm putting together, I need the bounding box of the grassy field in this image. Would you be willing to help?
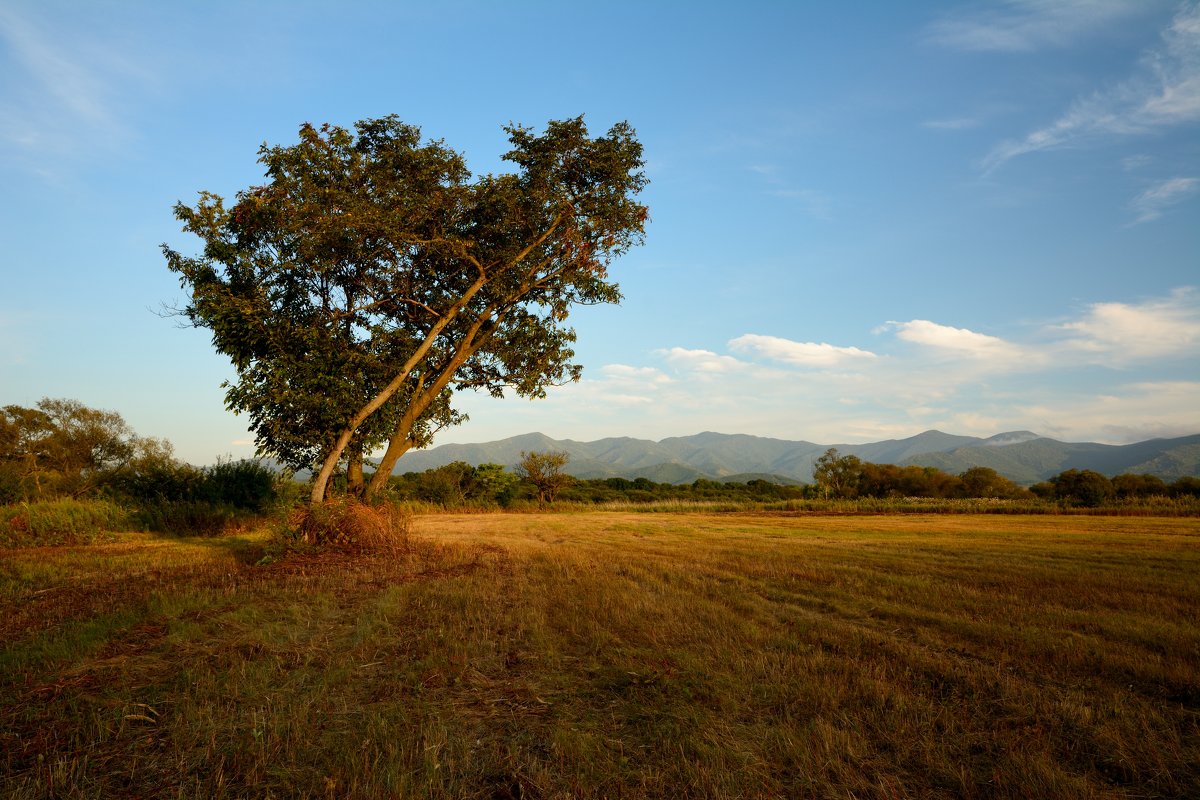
[1,512,1197,799]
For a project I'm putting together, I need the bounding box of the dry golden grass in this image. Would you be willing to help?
[1,511,1197,798]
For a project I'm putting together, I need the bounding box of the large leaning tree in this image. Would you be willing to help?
[165,115,647,503]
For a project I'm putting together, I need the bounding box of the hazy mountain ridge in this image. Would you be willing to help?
[392,431,1200,484]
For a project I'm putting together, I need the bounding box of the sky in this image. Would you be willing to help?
[1,0,1198,465]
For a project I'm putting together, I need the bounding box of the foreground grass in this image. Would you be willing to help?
[1,513,1197,798]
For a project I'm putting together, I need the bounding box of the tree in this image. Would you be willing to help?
[165,115,648,503]
[959,466,1023,499]
[1111,473,1167,499]
[1,398,165,500]
[812,448,862,499]
[1051,469,1113,507]
[515,451,572,504]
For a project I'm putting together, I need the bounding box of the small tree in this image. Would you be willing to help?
[959,466,1023,499]
[1,398,167,500]
[515,451,572,504]
[1051,469,1113,507]
[812,448,862,499]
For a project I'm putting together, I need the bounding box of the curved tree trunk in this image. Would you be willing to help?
[364,436,413,499]
[309,274,490,504]
[346,439,364,497]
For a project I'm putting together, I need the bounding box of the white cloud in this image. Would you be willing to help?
[658,347,746,374]
[1059,287,1200,359]
[887,319,1029,364]
[441,290,1200,448]
[729,333,877,367]
[982,4,1200,171]
[926,0,1151,53]
[1019,380,1200,442]
[1128,176,1200,223]
[599,364,673,384]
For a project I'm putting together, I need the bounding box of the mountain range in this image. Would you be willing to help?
[390,430,1200,485]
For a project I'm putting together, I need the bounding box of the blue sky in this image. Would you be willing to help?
[2,0,1197,464]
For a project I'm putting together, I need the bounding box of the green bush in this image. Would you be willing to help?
[135,500,242,537]
[200,459,278,511]
[0,498,129,547]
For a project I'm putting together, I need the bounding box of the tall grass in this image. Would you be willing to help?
[0,498,128,547]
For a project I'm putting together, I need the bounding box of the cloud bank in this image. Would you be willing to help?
[477,287,1200,446]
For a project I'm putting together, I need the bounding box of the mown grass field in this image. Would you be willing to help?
[1,512,1197,799]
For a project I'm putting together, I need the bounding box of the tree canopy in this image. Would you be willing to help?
[164,116,648,501]
[1,398,168,501]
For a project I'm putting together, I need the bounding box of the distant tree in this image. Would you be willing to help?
[813,448,862,499]
[959,466,1024,499]
[1169,476,1200,498]
[164,115,648,504]
[515,451,572,504]
[475,463,519,506]
[1111,473,1168,499]
[1051,469,1113,507]
[1,399,167,500]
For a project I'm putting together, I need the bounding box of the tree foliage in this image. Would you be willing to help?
[515,451,572,504]
[164,115,648,502]
[813,448,863,499]
[0,398,167,501]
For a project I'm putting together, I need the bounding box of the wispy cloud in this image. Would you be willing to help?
[1128,176,1200,223]
[729,334,877,367]
[748,164,832,220]
[926,0,1152,53]
[923,117,984,131]
[982,3,1200,171]
[1020,380,1200,442]
[0,5,154,165]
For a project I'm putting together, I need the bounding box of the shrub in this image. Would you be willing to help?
[109,459,207,503]
[200,458,277,511]
[288,499,411,551]
[135,500,241,537]
[1052,469,1113,507]
[0,498,128,547]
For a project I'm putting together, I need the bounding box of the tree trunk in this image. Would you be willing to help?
[364,435,413,499]
[347,439,364,497]
[309,274,490,504]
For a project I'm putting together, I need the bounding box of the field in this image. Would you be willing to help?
[2,512,1198,799]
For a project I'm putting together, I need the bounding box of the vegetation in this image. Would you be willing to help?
[1,512,1197,798]
[515,450,572,504]
[374,453,1199,515]
[164,115,649,502]
[1,399,283,545]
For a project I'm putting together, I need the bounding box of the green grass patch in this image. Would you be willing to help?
[0,498,128,547]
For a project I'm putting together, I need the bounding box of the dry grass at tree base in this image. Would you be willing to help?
[288,498,412,551]
[0,511,1198,799]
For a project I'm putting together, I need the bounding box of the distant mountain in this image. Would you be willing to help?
[390,430,1200,485]
[901,434,1200,484]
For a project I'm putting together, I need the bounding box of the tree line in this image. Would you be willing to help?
[2,399,280,535]
[378,448,1200,509]
[811,448,1199,506]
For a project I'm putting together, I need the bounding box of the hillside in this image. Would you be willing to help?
[391,430,1200,484]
